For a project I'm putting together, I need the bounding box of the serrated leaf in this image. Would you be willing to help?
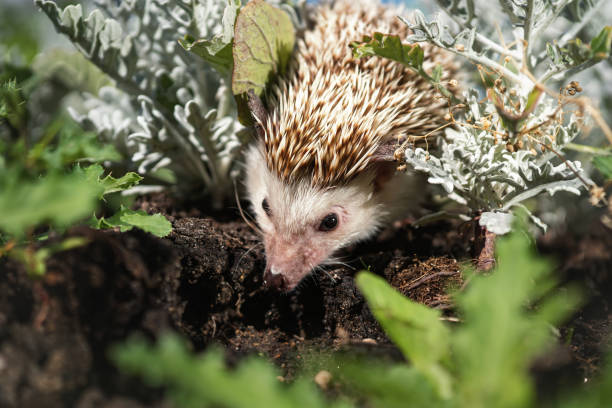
[356,272,452,399]
[179,35,234,76]
[593,155,612,180]
[232,0,295,124]
[77,164,143,198]
[181,0,241,76]
[93,206,171,237]
[350,32,425,72]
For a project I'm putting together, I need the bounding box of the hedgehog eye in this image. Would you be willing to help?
[262,198,272,217]
[318,213,338,232]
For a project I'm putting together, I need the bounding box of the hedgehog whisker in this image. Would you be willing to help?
[323,256,355,271]
[314,263,337,284]
[232,242,264,276]
[233,180,263,236]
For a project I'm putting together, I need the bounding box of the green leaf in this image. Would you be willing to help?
[93,206,172,237]
[431,64,443,83]
[350,33,425,72]
[524,86,543,115]
[453,227,581,408]
[331,357,441,408]
[179,35,234,76]
[590,26,612,59]
[0,77,27,130]
[355,272,453,399]
[181,0,240,75]
[593,155,612,180]
[112,334,349,408]
[77,164,143,198]
[231,0,295,124]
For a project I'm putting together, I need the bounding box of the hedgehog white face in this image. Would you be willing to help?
[245,145,387,292]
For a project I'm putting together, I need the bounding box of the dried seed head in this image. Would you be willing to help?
[589,185,606,206]
[567,80,582,96]
[481,118,491,129]
[444,113,452,121]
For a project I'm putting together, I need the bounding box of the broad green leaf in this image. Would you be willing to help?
[232,0,295,124]
[593,155,612,180]
[93,206,172,237]
[356,272,452,399]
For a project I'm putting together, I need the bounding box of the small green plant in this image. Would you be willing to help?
[112,334,351,408]
[352,223,581,407]
[0,63,171,276]
[111,223,611,408]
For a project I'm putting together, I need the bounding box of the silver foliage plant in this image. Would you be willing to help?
[401,0,608,234]
[34,0,303,207]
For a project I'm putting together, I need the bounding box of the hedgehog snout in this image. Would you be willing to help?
[262,234,327,292]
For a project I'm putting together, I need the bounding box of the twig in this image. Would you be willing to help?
[402,270,460,291]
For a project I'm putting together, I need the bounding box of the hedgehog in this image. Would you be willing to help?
[244,0,456,291]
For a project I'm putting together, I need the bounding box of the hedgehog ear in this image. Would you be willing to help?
[371,140,398,163]
[247,89,268,140]
[371,141,400,193]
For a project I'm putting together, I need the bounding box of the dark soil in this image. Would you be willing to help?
[0,194,610,407]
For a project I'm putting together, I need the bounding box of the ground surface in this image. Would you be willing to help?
[0,194,610,407]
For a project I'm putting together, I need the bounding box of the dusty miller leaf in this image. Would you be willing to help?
[479,211,514,235]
